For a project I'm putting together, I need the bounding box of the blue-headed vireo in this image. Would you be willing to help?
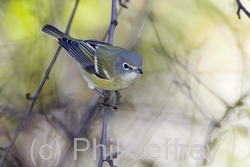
[41,25,143,97]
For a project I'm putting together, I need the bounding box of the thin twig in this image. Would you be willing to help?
[236,0,250,19]
[98,101,111,167]
[0,1,79,166]
[108,0,118,45]
[219,89,250,123]
[65,0,79,35]
[98,0,118,166]
[174,57,229,107]
[105,152,121,161]
[149,13,212,120]
[119,0,128,8]
[150,12,250,167]
[0,47,62,166]
[102,0,129,41]
[196,90,250,166]
[104,152,121,167]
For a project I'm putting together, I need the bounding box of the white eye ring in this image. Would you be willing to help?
[123,63,130,70]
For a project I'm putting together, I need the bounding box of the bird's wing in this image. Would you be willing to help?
[84,39,111,47]
[58,38,109,79]
[95,45,126,79]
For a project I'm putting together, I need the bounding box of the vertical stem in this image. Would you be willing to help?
[98,0,118,166]
[97,105,110,167]
[0,0,79,166]
[108,0,118,44]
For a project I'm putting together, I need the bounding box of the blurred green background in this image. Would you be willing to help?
[1,0,250,167]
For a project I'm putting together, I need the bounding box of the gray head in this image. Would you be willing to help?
[114,51,143,78]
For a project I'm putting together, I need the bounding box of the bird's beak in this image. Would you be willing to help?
[134,67,143,74]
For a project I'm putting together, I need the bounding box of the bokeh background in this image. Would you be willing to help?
[1,0,250,166]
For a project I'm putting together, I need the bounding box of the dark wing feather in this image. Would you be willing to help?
[58,38,108,79]
[84,39,111,48]
[78,41,110,79]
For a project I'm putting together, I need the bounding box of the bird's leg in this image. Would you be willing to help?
[102,91,118,110]
[94,88,109,105]
[94,88,112,105]
[93,89,120,110]
[94,88,105,99]
[114,91,122,106]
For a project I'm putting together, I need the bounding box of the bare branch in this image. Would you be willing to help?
[104,152,121,167]
[108,0,118,45]
[174,57,229,107]
[196,89,250,167]
[119,0,128,8]
[0,0,79,166]
[105,152,121,161]
[97,102,111,167]
[65,0,79,35]
[102,0,130,41]
[98,1,118,166]
[149,13,213,120]
[219,89,250,122]
[236,0,250,19]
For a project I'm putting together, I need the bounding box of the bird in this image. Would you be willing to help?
[41,24,143,98]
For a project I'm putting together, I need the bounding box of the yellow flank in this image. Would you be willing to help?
[79,64,140,91]
[81,68,120,90]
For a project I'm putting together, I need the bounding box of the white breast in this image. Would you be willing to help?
[119,72,141,90]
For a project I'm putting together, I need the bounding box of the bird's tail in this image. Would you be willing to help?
[41,24,65,40]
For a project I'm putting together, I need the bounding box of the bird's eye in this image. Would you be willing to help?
[123,63,130,70]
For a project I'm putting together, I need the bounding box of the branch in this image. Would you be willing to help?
[196,90,250,166]
[97,100,111,167]
[98,0,118,166]
[236,0,250,19]
[149,13,213,120]
[174,56,229,107]
[0,0,79,166]
[104,152,121,167]
[102,0,129,41]
[119,0,128,8]
[108,0,118,45]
